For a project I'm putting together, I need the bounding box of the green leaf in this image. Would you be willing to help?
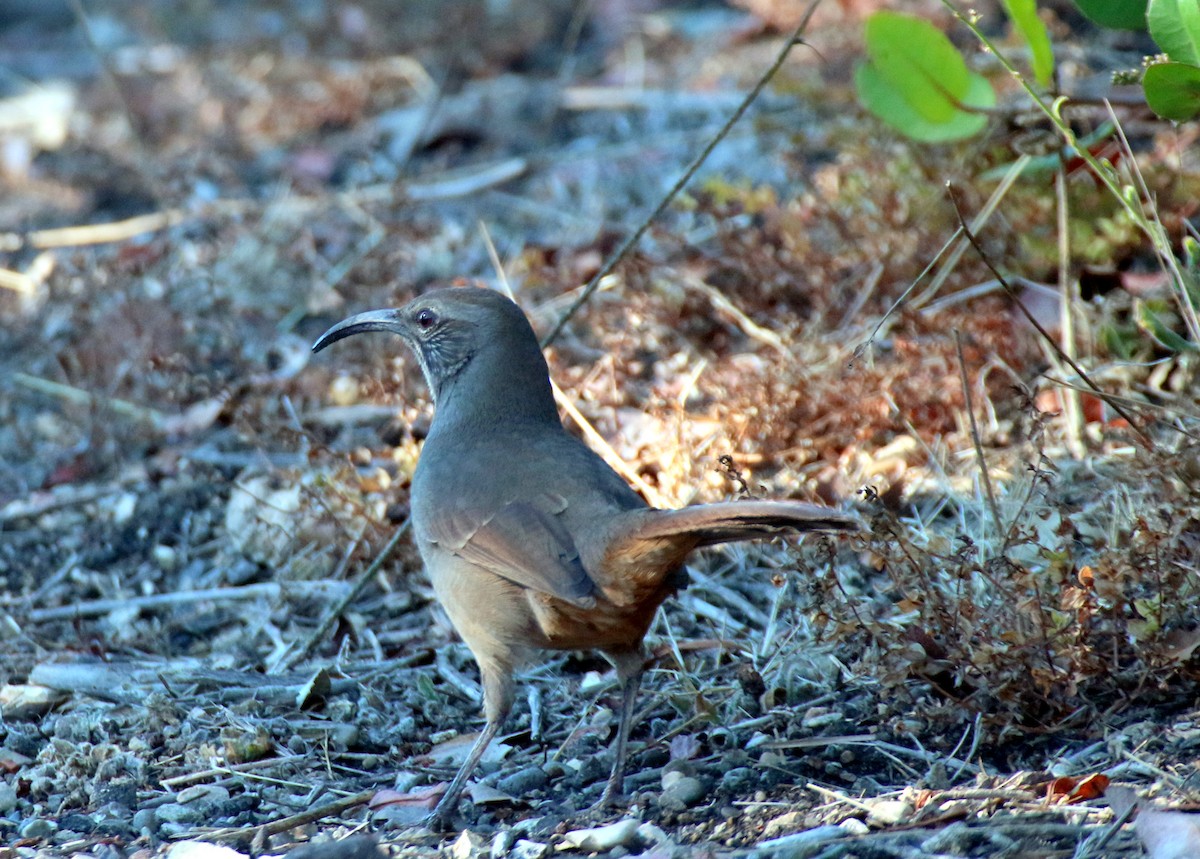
[1137,299,1198,351]
[1143,61,1200,120]
[855,12,995,142]
[1072,0,1148,29]
[1148,0,1200,64]
[864,12,972,123]
[1003,0,1055,86]
[416,673,439,701]
[855,62,992,142]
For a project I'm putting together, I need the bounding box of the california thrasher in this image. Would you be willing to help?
[312,286,860,826]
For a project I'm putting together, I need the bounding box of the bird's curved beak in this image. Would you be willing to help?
[311,309,405,353]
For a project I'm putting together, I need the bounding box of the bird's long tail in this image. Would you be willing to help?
[632,500,861,548]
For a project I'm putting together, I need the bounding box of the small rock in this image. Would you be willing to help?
[508,839,548,859]
[866,799,912,825]
[662,758,697,780]
[329,375,360,406]
[0,683,68,718]
[754,824,847,854]
[391,771,422,793]
[496,765,549,795]
[177,784,231,806]
[158,822,192,839]
[451,829,484,859]
[288,734,308,754]
[284,835,385,859]
[152,544,178,571]
[132,808,157,833]
[660,775,704,810]
[18,817,58,839]
[0,782,17,813]
[4,729,41,758]
[762,810,805,838]
[561,818,640,852]
[111,492,137,524]
[371,803,428,827]
[156,802,202,824]
[840,817,870,835]
[490,829,512,859]
[720,767,754,794]
[59,812,97,833]
[164,841,248,858]
[94,816,135,837]
[758,751,785,770]
[635,822,670,846]
[574,753,608,785]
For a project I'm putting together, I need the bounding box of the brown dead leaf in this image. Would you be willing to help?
[1046,774,1109,804]
[368,783,445,810]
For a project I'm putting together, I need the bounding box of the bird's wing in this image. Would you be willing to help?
[430,492,597,608]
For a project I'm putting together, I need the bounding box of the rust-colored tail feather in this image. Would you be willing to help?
[633,500,861,548]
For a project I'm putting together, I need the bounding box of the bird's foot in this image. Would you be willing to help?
[585,781,626,817]
[418,812,452,832]
[417,801,462,833]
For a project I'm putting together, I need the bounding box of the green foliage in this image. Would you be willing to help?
[1137,300,1199,351]
[1072,0,1149,30]
[854,12,994,142]
[1003,0,1055,86]
[1142,0,1200,119]
[1148,0,1200,64]
[1143,61,1200,119]
[852,2,1199,352]
[857,0,1200,133]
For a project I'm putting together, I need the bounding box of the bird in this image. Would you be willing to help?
[312,286,861,827]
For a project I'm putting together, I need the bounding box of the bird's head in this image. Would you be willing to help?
[312,287,556,421]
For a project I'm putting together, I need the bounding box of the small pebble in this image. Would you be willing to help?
[152,544,178,571]
[661,760,696,782]
[164,841,247,858]
[18,817,58,839]
[0,782,17,813]
[451,829,483,859]
[841,817,870,835]
[329,375,360,406]
[720,767,754,794]
[177,784,230,806]
[867,799,912,825]
[372,803,427,827]
[660,775,704,810]
[58,812,96,833]
[636,822,670,846]
[508,839,548,859]
[391,771,422,793]
[489,829,512,859]
[561,818,640,852]
[156,802,202,824]
[132,807,157,834]
[111,492,137,524]
[496,765,549,795]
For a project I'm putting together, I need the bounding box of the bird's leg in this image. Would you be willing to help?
[594,649,645,810]
[425,717,501,829]
[424,659,513,830]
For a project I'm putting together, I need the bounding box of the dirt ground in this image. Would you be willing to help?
[2,1,1199,857]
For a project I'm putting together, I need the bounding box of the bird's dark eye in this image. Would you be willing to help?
[415,308,438,331]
